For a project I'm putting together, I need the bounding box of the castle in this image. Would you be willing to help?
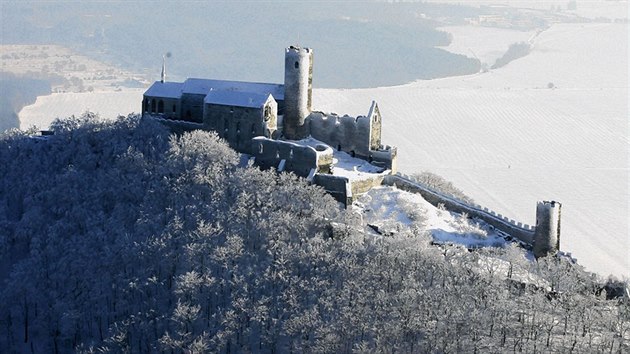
[142,45,560,259]
[143,46,397,205]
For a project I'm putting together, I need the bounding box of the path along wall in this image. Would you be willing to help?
[383,174,535,245]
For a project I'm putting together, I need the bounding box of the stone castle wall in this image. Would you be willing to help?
[309,112,373,157]
[383,174,537,245]
[204,102,277,155]
[251,137,325,178]
[180,93,205,123]
[313,174,352,205]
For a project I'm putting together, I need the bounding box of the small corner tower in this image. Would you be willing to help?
[533,200,562,258]
[283,45,313,140]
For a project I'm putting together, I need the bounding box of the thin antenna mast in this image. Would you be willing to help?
[160,54,166,83]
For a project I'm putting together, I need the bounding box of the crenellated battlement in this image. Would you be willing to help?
[385,173,561,254]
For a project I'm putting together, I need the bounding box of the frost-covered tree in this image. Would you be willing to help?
[0,113,627,353]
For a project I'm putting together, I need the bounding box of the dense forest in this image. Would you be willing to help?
[0,115,628,353]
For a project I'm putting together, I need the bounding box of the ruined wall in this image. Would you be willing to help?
[308,101,387,160]
[251,137,323,178]
[367,101,382,150]
[313,174,352,205]
[142,114,203,135]
[383,174,536,245]
[308,112,373,157]
[370,146,397,173]
[350,175,388,197]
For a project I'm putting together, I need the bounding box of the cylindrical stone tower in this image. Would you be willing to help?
[533,200,562,258]
[283,46,313,140]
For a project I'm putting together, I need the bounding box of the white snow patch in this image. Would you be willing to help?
[425,0,628,20]
[357,186,508,248]
[438,25,537,66]
[18,89,145,130]
[330,151,385,180]
[296,137,387,181]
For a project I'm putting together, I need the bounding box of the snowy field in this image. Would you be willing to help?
[19,89,145,130]
[16,22,628,278]
[425,0,629,20]
[437,26,537,67]
[314,22,628,278]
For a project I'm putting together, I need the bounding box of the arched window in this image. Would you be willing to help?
[151,100,156,113]
[172,104,177,113]
[158,100,164,114]
[294,61,299,69]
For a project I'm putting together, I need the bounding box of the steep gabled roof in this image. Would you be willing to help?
[204,91,274,109]
[144,81,183,99]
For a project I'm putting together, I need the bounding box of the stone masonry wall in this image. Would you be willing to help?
[383,174,536,245]
[251,137,320,178]
[313,174,352,205]
[308,112,374,158]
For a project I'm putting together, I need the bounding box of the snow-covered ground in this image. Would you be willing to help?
[315,22,629,278]
[357,186,509,248]
[19,89,145,130]
[425,0,629,20]
[437,26,537,67]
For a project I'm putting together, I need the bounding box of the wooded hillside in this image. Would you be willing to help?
[0,115,627,353]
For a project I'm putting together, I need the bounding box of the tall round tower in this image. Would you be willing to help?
[283,46,313,140]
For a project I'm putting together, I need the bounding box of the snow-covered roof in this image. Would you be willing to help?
[204,91,273,109]
[182,78,284,100]
[144,81,183,99]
